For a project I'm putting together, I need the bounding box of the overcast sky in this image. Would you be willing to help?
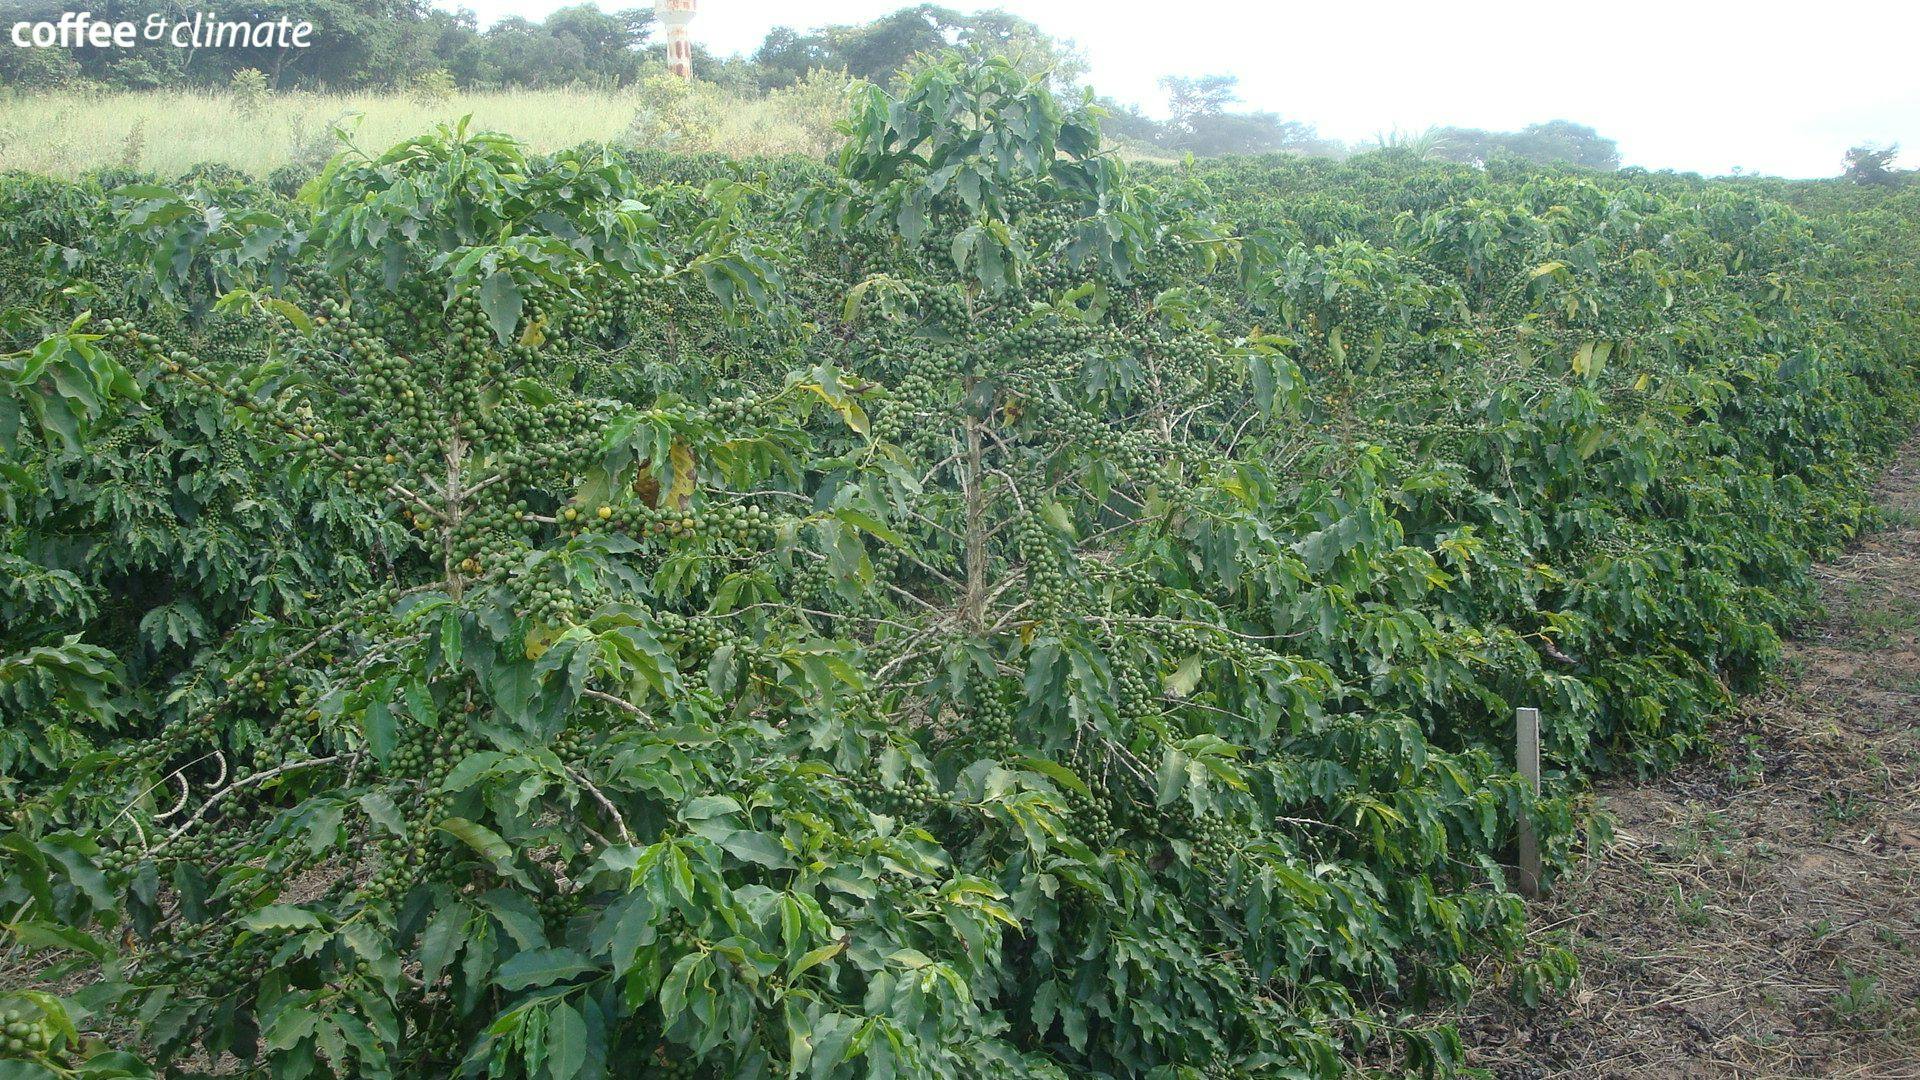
[440,0,1918,178]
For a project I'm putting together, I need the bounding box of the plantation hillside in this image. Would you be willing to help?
[1,55,1917,1078]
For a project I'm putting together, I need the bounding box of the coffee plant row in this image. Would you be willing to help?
[2,55,1916,1079]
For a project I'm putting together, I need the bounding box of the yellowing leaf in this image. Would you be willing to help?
[1572,340,1608,381]
[524,621,561,660]
[666,440,697,509]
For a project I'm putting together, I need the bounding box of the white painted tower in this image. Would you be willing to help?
[655,0,697,80]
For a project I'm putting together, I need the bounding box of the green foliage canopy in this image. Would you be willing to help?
[0,51,1916,1079]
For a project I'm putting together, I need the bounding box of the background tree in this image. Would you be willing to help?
[1432,120,1621,170]
[752,26,838,90]
[827,4,961,81]
[1157,74,1339,156]
[1506,120,1620,169]
[0,0,658,91]
[755,5,1079,90]
[1094,96,1168,147]
[0,37,83,89]
[951,8,1086,85]
[468,6,653,88]
[1843,144,1904,186]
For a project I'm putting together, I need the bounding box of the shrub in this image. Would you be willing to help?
[621,71,725,151]
[408,68,458,108]
[229,68,271,121]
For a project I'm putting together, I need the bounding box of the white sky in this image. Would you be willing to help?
[440,0,1920,178]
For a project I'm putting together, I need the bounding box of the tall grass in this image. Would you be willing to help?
[0,81,846,179]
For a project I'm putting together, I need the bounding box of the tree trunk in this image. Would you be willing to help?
[962,401,987,628]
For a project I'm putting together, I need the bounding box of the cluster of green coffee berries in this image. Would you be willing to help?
[969,686,1017,760]
[363,722,482,899]
[499,397,607,457]
[652,610,744,657]
[451,499,538,575]
[789,562,843,608]
[1189,810,1239,874]
[535,888,586,933]
[160,791,274,861]
[1200,1048,1247,1079]
[850,765,945,821]
[576,501,777,546]
[518,265,641,347]
[702,392,760,428]
[552,724,595,762]
[1112,430,1166,476]
[1085,561,1161,614]
[55,703,224,865]
[1014,515,1072,619]
[1062,783,1116,846]
[364,816,449,902]
[385,723,482,784]
[0,1006,55,1059]
[982,311,1098,361]
[1139,618,1269,674]
[223,656,297,709]
[1152,797,1241,877]
[94,317,379,500]
[357,276,441,348]
[910,282,969,335]
[872,373,934,446]
[1135,321,1219,379]
[1002,373,1109,445]
[308,295,510,445]
[519,576,593,626]
[138,919,275,991]
[93,317,168,365]
[1115,663,1160,720]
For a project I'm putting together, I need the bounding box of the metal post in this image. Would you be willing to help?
[1515,706,1541,898]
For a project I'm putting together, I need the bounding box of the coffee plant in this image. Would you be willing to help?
[1,54,1916,1078]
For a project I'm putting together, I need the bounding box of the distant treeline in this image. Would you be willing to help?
[1,0,1632,169]
[1,0,656,91]
[0,2,1071,93]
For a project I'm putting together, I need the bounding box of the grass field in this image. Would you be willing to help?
[0,81,849,178]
